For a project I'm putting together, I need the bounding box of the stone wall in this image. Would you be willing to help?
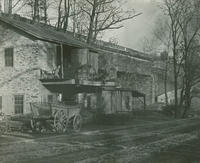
[98,50,154,111]
[98,51,152,76]
[0,23,55,115]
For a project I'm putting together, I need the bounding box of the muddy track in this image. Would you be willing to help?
[2,118,198,163]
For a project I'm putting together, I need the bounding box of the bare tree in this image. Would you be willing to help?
[57,0,71,31]
[161,0,200,117]
[162,0,184,117]
[153,18,173,106]
[177,0,200,117]
[17,0,51,23]
[141,17,172,106]
[78,0,141,43]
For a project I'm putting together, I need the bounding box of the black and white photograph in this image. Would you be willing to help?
[0,0,200,162]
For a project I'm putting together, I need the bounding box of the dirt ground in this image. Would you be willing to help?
[0,111,200,163]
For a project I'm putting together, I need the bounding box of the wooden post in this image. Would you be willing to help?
[144,95,146,110]
[61,44,64,79]
[120,91,123,112]
[111,91,113,113]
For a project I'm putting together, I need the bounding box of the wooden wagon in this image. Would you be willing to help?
[30,102,82,133]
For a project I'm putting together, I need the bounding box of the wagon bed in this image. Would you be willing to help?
[30,102,82,133]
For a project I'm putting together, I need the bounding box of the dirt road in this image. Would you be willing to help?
[0,117,200,163]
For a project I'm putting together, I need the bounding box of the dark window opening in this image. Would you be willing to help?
[155,96,158,102]
[48,95,53,103]
[14,95,24,114]
[87,96,91,109]
[66,53,72,65]
[56,46,62,78]
[5,48,14,67]
[56,46,61,66]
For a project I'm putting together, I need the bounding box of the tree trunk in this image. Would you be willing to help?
[43,0,48,24]
[182,82,191,118]
[57,0,63,30]
[87,0,96,44]
[72,0,76,36]
[173,49,178,118]
[33,0,40,22]
[164,59,169,105]
[63,0,70,31]
[179,75,186,107]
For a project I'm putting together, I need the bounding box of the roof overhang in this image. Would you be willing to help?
[40,79,116,93]
[40,79,145,97]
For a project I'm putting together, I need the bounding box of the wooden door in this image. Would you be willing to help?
[111,91,120,113]
[103,91,112,114]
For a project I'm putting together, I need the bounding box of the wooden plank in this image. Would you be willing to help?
[120,91,123,112]
[61,44,64,79]
[42,79,76,85]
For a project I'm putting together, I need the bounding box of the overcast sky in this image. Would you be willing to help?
[104,0,162,51]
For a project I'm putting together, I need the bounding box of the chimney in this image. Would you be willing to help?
[4,0,12,15]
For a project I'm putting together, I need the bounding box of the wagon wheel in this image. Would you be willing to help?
[73,114,82,132]
[54,110,68,133]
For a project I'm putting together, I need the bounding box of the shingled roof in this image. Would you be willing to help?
[0,14,87,48]
[0,14,152,61]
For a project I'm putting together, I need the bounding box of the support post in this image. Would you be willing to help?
[111,91,113,113]
[60,44,64,79]
[120,91,123,112]
[144,95,146,110]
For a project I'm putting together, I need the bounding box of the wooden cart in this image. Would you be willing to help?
[30,102,82,133]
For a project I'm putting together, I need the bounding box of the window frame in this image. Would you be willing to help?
[5,47,14,67]
[14,95,24,114]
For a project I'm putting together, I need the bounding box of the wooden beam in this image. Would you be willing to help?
[120,91,123,112]
[111,91,113,113]
[61,44,64,79]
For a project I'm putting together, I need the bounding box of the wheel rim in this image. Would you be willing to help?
[73,114,82,132]
[54,110,68,133]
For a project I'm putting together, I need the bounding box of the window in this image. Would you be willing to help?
[14,95,24,114]
[0,96,2,111]
[56,46,61,66]
[48,95,53,103]
[5,48,14,67]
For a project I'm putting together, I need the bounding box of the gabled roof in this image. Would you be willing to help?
[0,14,87,48]
[0,14,151,61]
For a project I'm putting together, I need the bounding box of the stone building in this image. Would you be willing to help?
[0,13,164,116]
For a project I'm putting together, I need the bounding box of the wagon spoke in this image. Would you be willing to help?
[73,114,82,132]
[54,110,68,133]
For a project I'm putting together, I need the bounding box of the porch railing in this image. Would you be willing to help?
[40,68,61,80]
[40,65,101,81]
